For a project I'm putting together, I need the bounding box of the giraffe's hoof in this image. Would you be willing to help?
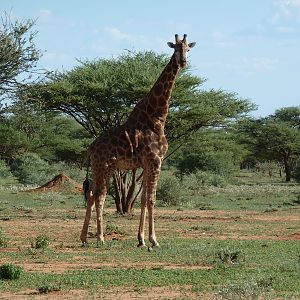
[148,244,161,252]
[81,242,89,248]
[137,242,146,248]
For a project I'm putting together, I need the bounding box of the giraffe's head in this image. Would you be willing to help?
[167,34,196,68]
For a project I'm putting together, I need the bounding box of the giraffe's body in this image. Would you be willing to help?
[80,34,195,247]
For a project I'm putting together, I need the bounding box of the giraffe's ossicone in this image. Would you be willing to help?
[80,34,196,248]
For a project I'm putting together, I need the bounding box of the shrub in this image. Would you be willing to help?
[10,153,55,185]
[157,172,183,206]
[37,284,60,294]
[0,263,23,280]
[51,161,85,182]
[292,162,300,183]
[33,235,50,250]
[182,170,228,189]
[215,246,243,264]
[0,228,9,248]
[0,160,13,178]
[105,222,125,236]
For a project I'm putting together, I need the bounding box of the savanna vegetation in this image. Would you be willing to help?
[0,14,299,299]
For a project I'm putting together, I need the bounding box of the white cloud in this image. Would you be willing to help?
[242,57,278,71]
[270,0,300,23]
[99,27,167,52]
[104,27,130,40]
[38,9,52,22]
[201,56,278,77]
[212,31,235,48]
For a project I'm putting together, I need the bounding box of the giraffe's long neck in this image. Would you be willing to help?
[125,53,180,132]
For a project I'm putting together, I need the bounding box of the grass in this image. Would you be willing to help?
[0,171,299,299]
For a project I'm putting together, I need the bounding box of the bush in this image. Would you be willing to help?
[0,263,23,280]
[51,161,85,182]
[0,228,9,248]
[183,170,228,188]
[0,160,13,178]
[196,170,228,187]
[10,153,55,185]
[105,222,125,236]
[37,284,60,294]
[292,162,300,183]
[33,235,50,250]
[157,172,183,206]
[215,246,243,264]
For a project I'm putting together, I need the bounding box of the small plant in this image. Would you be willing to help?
[0,263,23,280]
[37,284,60,294]
[0,228,9,248]
[293,195,300,205]
[33,235,50,250]
[218,277,274,299]
[218,281,260,299]
[105,222,125,236]
[215,246,243,264]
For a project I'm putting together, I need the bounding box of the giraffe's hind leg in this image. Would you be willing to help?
[80,190,95,246]
[145,161,161,248]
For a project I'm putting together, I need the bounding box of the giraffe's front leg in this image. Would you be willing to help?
[146,166,161,248]
[137,182,147,247]
[80,193,95,247]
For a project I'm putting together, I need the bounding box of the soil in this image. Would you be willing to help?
[27,173,83,193]
[0,208,299,299]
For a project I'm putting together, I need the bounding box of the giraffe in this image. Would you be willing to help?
[80,34,196,248]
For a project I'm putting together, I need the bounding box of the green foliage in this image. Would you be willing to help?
[105,222,126,236]
[215,246,243,264]
[292,162,300,183]
[33,235,50,250]
[37,284,60,294]
[24,50,254,142]
[237,106,300,182]
[10,153,54,185]
[174,129,244,177]
[157,172,183,206]
[0,263,23,280]
[2,103,91,163]
[0,13,41,99]
[0,160,12,178]
[218,279,273,300]
[0,228,8,248]
[184,170,228,188]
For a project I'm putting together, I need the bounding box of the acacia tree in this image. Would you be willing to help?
[0,13,41,104]
[21,50,254,213]
[237,106,300,182]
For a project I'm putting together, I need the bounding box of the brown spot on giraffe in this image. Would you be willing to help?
[80,34,196,248]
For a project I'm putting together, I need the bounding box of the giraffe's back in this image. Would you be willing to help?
[89,125,168,171]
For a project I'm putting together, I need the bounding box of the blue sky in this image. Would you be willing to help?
[1,0,299,117]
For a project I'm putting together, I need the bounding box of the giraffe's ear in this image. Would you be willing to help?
[167,42,175,48]
[188,42,196,48]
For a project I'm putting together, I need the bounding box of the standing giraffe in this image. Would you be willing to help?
[80,34,196,248]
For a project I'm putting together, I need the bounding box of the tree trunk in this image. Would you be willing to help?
[112,169,142,214]
[283,155,291,182]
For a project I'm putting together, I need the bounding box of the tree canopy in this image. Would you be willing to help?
[23,50,255,143]
[237,106,300,181]
[0,13,41,102]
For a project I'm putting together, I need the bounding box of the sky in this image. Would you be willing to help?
[1,0,299,117]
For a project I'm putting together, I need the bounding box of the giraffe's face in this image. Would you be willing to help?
[167,34,196,68]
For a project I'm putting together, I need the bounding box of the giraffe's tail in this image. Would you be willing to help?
[82,155,91,207]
